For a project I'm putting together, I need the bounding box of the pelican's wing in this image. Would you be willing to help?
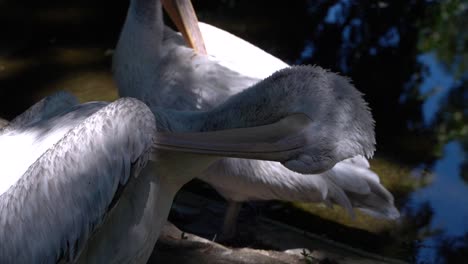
[159,27,267,110]
[1,91,79,134]
[198,22,289,80]
[0,98,155,263]
[200,158,399,219]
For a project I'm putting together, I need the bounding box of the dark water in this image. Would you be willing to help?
[0,0,466,263]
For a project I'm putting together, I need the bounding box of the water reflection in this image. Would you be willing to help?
[410,141,468,261]
[0,0,466,263]
[324,0,351,25]
[417,52,458,125]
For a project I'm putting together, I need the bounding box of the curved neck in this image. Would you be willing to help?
[199,78,293,131]
[151,82,292,134]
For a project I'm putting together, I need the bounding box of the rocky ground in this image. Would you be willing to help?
[153,191,407,264]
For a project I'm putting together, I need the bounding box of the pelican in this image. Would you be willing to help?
[113,0,399,238]
[1,64,377,262]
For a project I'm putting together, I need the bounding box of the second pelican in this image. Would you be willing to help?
[113,0,400,238]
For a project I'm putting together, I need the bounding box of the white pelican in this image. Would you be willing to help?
[113,0,399,238]
[0,64,377,263]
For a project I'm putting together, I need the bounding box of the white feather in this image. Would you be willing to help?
[0,97,156,263]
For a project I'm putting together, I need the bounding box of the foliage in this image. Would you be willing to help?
[418,0,468,77]
[418,0,468,161]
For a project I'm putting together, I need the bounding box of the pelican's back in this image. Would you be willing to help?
[0,103,104,195]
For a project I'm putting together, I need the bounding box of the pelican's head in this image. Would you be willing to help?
[264,65,376,162]
[268,66,375,167]
[190,66,376,174]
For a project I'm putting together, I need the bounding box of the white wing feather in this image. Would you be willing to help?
[198,22,289,80]
[0,98,155,263]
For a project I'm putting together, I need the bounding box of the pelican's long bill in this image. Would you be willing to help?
[161,0,207,54]
[153,114,311,163]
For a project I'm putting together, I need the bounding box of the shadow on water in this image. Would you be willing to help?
[0,0,466,263]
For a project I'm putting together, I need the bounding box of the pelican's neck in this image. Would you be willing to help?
[130,0,163,27]
[153,107,206,132]
[151,91,288,134]
[114,0,166,105]
[197,77,294,131]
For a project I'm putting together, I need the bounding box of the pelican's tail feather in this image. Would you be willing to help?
[325,157,400,219]
[200,156,399,220]
[324,179,355,218]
